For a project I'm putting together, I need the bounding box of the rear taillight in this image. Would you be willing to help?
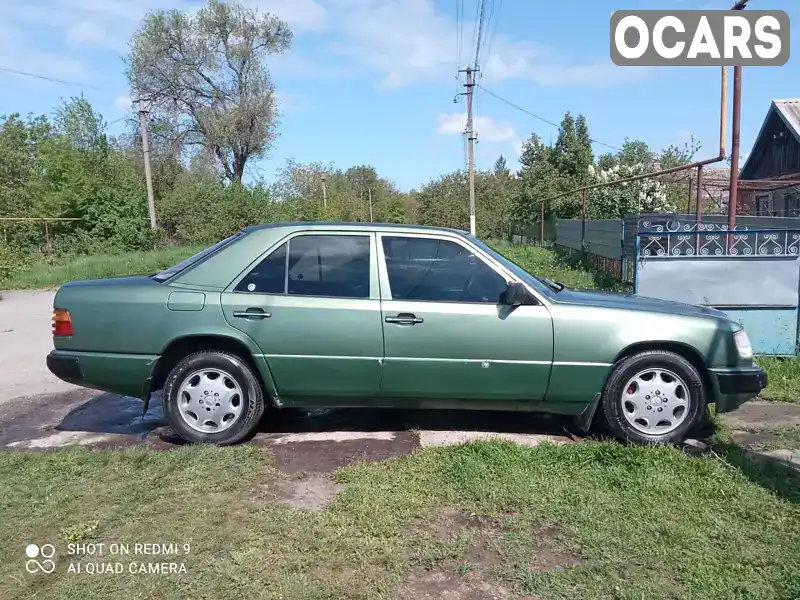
[52,309,74,336]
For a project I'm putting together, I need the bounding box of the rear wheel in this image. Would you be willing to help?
[163,350,265,445]
[600,350,706,445]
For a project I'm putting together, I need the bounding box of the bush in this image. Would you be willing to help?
[0,241,33,286]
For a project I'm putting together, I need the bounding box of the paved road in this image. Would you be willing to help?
[0,290,576,463]
[0,290,79,404]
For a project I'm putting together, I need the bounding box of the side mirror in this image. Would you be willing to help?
[501,281,530,306]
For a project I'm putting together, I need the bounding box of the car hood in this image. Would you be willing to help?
[553,288,731,320]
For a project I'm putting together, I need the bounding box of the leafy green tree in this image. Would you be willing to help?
[493,154,509,177]
[127,0,292,183]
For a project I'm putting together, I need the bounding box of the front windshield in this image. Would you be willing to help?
[152,231,246,282]
[468,237,557,298]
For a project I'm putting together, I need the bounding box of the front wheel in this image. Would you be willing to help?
[162,350,265,445]
[600,350,707,445]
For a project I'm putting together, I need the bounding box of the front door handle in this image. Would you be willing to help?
[233,308,271,320]
[385,313,423,325]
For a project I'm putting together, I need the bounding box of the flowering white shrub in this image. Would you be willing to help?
[587,163,676,219]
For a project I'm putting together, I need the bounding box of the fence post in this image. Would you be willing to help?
[620,219,626,282]
[581,190,587,251]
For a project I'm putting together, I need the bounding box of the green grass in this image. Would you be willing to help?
[756,357,800,404]
[491,241,626,292]
[1,441,798,600]
[0,246,203,291]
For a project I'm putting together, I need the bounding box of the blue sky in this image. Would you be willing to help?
[1,0,798,192]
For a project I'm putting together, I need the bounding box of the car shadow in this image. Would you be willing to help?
[259,406,581,438]
[55,392,166,438]
[49,393,582,446]
[712,441,800,506]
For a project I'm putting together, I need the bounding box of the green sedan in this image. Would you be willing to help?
[46,222,767,446]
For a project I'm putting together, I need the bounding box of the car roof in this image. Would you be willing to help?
[243,221,471,237]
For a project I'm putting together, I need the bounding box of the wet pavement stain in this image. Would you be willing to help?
[0,391,579,474]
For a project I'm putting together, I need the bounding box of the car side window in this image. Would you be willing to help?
[287,235,371,299]
[234,242,287,294]
[381,236,508,303]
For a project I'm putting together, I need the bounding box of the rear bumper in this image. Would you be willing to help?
[46,350,159,399]
[709,365,768,413]
[46,352,85,386]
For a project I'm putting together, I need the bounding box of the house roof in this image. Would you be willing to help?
[740,99,800,179]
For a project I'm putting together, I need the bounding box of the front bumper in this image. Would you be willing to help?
[709,365,768,413]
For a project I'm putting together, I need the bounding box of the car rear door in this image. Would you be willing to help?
[376,232,554,404]
[221,230,384,400]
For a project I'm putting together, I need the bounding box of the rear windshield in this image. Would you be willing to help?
[152,231,246,282]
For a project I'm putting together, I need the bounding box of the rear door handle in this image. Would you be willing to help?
[385,313,423,325]
[233,308,271,320]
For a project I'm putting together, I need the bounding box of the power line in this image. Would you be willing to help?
[481,0,502,78]
[473,0,488,70]
[476,83,623,152]
[0,66,105,90]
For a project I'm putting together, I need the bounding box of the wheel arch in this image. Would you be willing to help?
[150,334,276,402]
[610,340,713,399]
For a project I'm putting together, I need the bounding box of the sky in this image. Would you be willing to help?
[0,0,798,192]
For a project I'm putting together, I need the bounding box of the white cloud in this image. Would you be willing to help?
[325,0,651,89]
[437,112,521,157]
[437,112,517,143]
[114,94,132,111]
[247,0,327,31]
[4,0,651,93]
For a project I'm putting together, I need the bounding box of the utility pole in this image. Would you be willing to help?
[368,187,373,222]
[459,66,478,236]
[321,174,328,209]
[137,99,157,230]
[727,65,743,239]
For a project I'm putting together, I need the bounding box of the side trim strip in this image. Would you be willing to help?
[553,361,612,367]
[258,355,611,367]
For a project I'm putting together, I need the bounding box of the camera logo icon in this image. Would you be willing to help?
[25,544,56,574]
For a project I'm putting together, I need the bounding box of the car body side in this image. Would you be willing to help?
[46,222,764,423]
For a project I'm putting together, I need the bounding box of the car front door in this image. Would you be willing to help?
[377,233,554,405]
[221,231,384,401]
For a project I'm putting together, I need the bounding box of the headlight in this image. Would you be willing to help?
[733,330,753,360]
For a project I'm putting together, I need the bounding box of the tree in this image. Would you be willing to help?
[553,112,593,186]
[127,0,292,183]
[493,154,509,177]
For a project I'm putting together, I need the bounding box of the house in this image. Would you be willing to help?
[738,99,800,217]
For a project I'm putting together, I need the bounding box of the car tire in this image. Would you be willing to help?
[600,350,707,445]
[162,350,265,446]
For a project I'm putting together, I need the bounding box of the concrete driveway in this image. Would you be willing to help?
[0,290,576,468]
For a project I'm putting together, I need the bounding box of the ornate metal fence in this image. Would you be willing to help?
[634,227,800,356]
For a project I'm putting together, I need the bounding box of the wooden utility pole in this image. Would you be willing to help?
[138,99,157,230]
[368,187,373,222]
[460,67,478,236]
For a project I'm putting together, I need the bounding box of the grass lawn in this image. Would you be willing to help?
[0,245,202,291]
[756,357,800,404]
[1,442,798,600]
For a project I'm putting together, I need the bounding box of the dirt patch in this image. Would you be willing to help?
[720,400,800,431]
[528,522,584,572]
[398,509,581,599]
[272,474,345,511]
[731,429,780,447]
[398,566,533,600]
[270,432,419,474]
